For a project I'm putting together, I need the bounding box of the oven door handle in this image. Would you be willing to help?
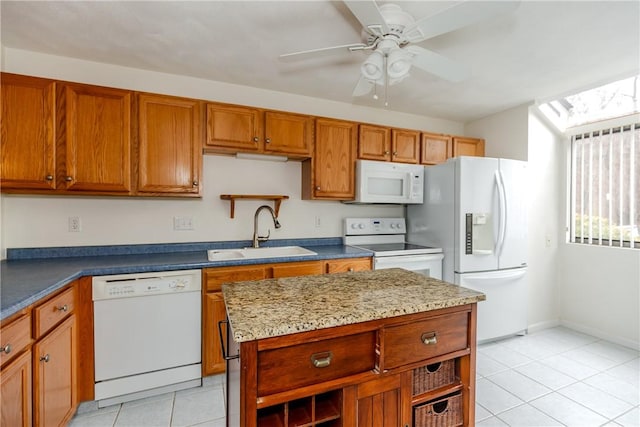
[374,253,444,268]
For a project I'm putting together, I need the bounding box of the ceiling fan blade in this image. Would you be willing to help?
[406,45,470,82]
[353,75,374,97]
[403,0,521,43]
[279,43,368,62]
[344,0,389,37]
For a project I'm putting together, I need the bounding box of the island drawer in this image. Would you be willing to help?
[257,331,376,395]
[0,313,32,367]
[382,311,468,370]
[33,286,75,339]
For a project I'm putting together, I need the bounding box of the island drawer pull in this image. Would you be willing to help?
[218,319,239,361]
[310,351,332,368]
[56,304,68,312]
[1,344,11,354]
[421,332,438,346]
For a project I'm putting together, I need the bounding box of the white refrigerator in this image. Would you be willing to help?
[407,156,528,342]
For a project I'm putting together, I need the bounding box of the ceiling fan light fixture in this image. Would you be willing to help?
[386,48,411,80]
[361,50,384,81]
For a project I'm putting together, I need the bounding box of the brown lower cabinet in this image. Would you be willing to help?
[237,304,477,427]
[0,284,78,427]
[202,257,371,376]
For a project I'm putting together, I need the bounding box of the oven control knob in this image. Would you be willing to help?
[390,223,397,229]
[358,223,365,229]
[350,223,358,229]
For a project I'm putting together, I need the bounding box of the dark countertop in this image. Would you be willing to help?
[0,238,372,321]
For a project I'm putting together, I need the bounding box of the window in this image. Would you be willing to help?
[569,121,639,247]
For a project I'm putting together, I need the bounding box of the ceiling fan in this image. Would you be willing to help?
[280,0,520,105]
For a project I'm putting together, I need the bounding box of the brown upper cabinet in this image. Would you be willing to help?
[302,118,357,200]
[205,103,313,158]
[137,93,202,196]
[358,124,420,163]
[421,132,453,165]
[1,74,133,194]
[391,128,420,163]
[59,82,132,193]
[1,74,56,191]
[358,124,391,161]
[453,136,485,157]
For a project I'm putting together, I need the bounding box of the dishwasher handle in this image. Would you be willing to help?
[218,319,239,361]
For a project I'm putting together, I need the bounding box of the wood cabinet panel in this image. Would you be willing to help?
[264,111,313,157]
[383,311,469,370]
[203,292,227,376]
[0,350,32,427]
[271,261,323,278]
[325,257,371,274]
[257,331,376,395]
[203,265,268,292]
[421,132,452,165]
[0,313,31,367]
[358,124,391,161]
[1,73,56,190]
[303,118,357,200]
[61,83,132,192]
[205,103,262,152]
[33,286,74,339]
[33,315,76,427]
[137,93,202,195]
[452,137,485,157]
[391,129,420,163]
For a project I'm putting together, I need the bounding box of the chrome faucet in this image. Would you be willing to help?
[252,205,281,248]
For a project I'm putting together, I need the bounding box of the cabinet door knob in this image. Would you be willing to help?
[253,137,259,143]
[315,186,321,191]
[384,150,390,155]
[348,267,354,272]
[192,180,199,187]
[40,354,50,363]
[265,138,271,144]
[1,344,11,354]
[56,304,68,312]
[45,175,54,181]
[393,151,398,156]
[65,176,73,182]
[421,332,438,345]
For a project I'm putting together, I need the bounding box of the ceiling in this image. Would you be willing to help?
[1,1,639,123]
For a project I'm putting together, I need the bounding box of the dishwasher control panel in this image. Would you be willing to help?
[92,269,202,301]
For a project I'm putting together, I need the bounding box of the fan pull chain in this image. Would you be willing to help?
[383,54,389,107]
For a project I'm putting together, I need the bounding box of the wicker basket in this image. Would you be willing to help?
[413,359,456,395]
[413,393,463,427]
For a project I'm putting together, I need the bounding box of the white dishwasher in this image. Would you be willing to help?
[92,269,202,407]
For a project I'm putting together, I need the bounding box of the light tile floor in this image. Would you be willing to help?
[70,327,639,426]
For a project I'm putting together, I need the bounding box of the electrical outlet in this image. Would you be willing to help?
[68,216,81,232]
[173,216,194,231]
[314,216,321,228]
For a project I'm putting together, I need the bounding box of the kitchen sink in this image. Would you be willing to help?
[207,246,317,262]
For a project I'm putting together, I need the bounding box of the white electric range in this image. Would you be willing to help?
[344,217,444,280]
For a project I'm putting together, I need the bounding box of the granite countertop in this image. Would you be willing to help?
[0,238,371,321]
[222,268,486,342]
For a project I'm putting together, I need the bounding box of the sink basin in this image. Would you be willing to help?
[207,246,317,262]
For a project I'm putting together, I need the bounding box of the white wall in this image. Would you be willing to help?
[465,105,563,334]
[1,48,465,256]
[558,244,640,349]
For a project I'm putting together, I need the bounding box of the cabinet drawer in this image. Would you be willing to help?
[203,266,267,292]
[0,314,32,367]
[33,287,74,339]
[325,257,371,274]
[258,331,376,395]
[383,312,468,370]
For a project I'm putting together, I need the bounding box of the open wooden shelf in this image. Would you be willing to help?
[220,194,289,218]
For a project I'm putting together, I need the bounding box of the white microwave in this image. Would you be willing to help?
[350,160,424,204]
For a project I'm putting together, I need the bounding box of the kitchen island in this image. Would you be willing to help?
[222,268,485,427]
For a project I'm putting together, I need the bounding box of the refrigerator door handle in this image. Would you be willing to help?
[463,269,526,285]
[495,170,507,257]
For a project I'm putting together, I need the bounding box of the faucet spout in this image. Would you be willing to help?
[252,205,280,248]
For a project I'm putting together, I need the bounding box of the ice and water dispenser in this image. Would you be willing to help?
[465,213,493,255]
